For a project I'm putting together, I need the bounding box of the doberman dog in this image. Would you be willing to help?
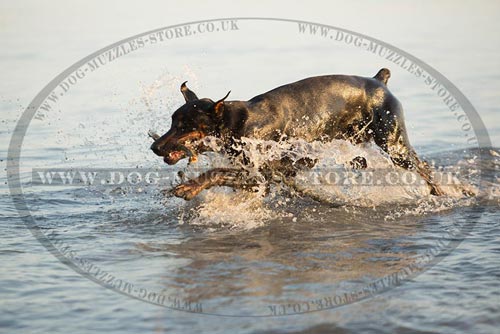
[150,68,445,200]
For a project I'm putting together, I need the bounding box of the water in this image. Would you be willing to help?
[2,4,500,334]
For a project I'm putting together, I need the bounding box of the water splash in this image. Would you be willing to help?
[173,136,478,228]
[178,189,276,230]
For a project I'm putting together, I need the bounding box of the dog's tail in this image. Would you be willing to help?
[373,68,391,85]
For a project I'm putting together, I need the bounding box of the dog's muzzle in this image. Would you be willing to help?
[151,131,206,165]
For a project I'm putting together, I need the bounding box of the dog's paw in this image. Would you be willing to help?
[173,182,203,200]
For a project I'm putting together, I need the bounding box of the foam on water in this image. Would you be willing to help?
[178,189,276,230]
[173,136,477,228]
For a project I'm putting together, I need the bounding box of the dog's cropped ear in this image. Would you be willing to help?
[180,81,198,102]
[213,91,231,117]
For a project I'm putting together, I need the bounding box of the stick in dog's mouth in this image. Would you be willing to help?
[163,145,197,165]
[172,131,207,164]
[178,141,198,164]
[150,130,206,165]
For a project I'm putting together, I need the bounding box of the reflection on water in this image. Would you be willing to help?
[132,166,486,316]
[152,208,423,306]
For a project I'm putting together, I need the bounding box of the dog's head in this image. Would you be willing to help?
[150,82,230,165]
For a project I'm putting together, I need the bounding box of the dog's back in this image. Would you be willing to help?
[243,73,393,142]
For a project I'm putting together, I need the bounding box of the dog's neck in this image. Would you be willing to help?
[219,100,249,139]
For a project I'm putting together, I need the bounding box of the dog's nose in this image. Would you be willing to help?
[150,143,162,156]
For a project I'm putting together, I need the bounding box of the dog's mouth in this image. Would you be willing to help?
[163,141,200,165]
[162,132,206,165]
[163,150,187,165]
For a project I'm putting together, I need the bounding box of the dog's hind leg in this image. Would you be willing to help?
[371,97,445,196]
[388,145,445,196]
[172,168,260,200]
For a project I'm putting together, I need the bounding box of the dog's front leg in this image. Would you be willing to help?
[172,168,258,200]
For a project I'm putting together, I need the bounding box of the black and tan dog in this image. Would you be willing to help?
[151,68,445,200]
